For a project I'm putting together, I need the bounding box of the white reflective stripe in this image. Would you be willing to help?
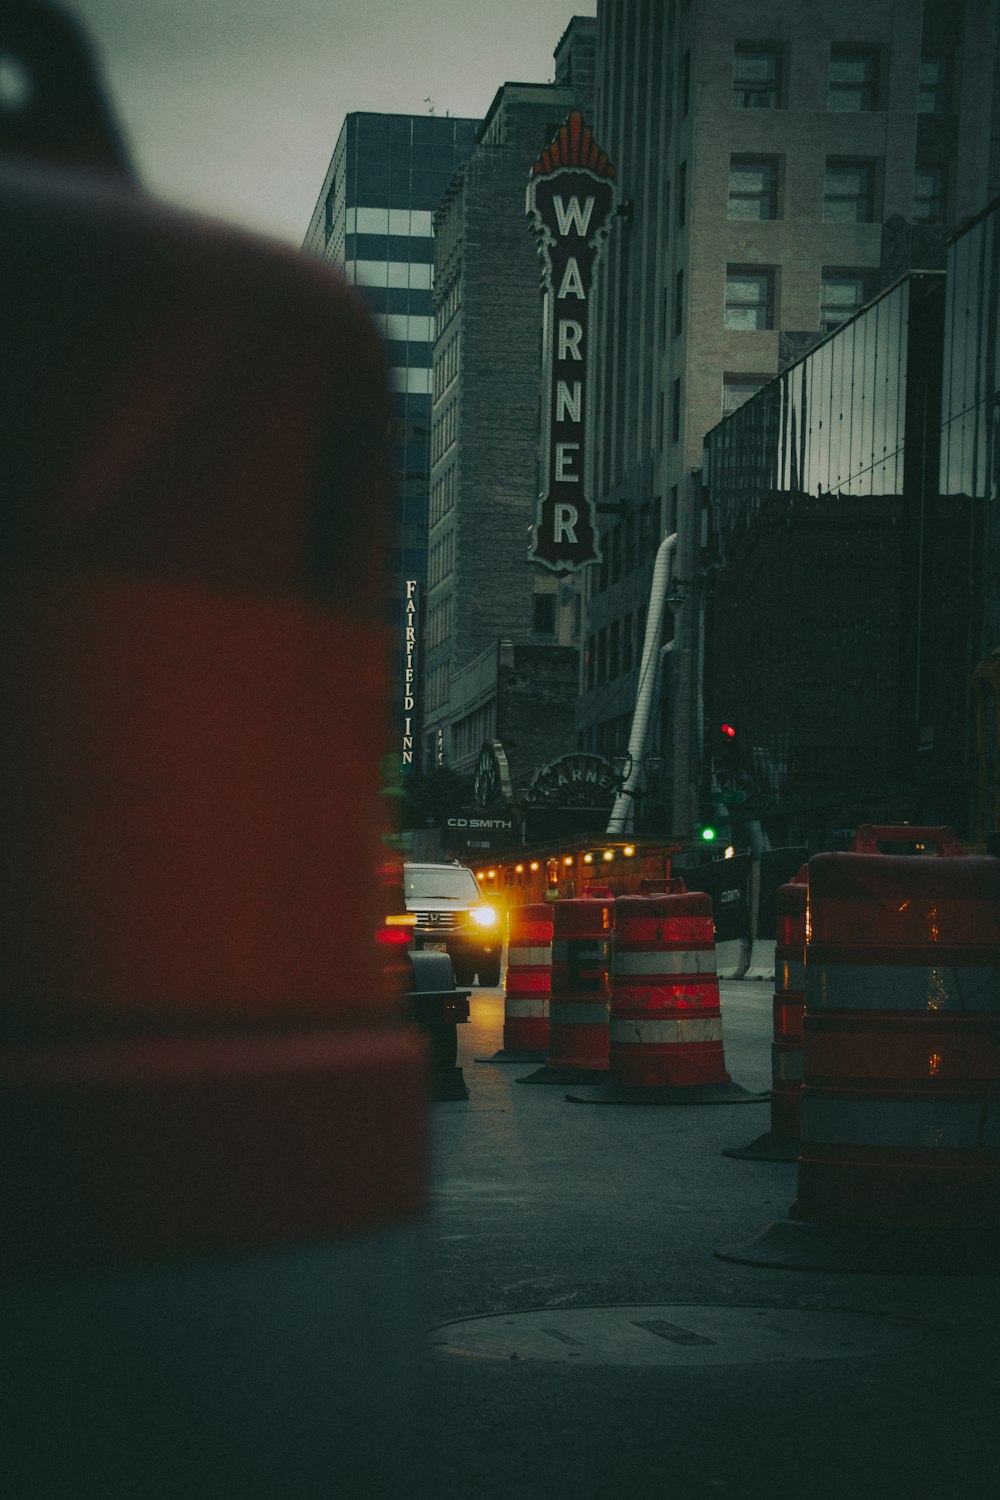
[507,947,553,967]
[801,1097,1000,1149]
[776,958,805,994]
[610,1017,723,1046]
[771,1045,803,1082]
[805,964,1000,1012]
[613,950,716,976]
[504,999,548,1019]
[552,940,610,962]
[550,1002,609,1024]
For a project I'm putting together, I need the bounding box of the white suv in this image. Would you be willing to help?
[403,861,502,986]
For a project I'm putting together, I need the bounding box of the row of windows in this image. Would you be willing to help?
[428,528,455,589]
[452,704,495,765]
[426,662,449,713]
[585,606,649,691]
[344,233,434,264]
[353,114,478,148]
[359,285,432,316]
[349,207,435,237]
[722,265,876,333]
[348,260,432,291]
[430,465,457,527]
[427,595,453,651]
[431,401,458,465]
[727,154,949,226]
[373,313,433,343]
[433,331,460,399]
[389,366,431,395]
[594,503,659,593]
[384,340,432,370]
[731,41,953,114]
[434,278,461,340]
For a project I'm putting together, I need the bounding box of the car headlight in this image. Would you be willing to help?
[471,905,497,928]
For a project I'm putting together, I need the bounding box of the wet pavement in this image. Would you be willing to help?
[424,980,1000,1500]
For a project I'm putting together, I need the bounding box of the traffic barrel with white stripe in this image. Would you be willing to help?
[482,904,552,1061]
[717,827,1000,1272]
[519,896,613,1084]
[724,867,807,1157]
[793,834,1000,1231]
[570,891,764,1105]
[612,890,728,1087]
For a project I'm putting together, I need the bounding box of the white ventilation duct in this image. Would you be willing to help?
[606,531,677,834]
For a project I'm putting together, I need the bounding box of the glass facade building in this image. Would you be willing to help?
[940,197,1000,840]
[304,113,479,766]
[702,268,985,845]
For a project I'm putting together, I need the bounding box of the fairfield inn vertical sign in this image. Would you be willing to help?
[526,111,616,573]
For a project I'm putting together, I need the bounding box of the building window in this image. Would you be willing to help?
[823,158,877,222]
[611,521,622,583]
[324,176,337,240]
[674,268,684,336]
[732,42,783,108]
[918,53,952,114]
[724,266,775,330]
[624,512,636,574]
[913,164,948,224]
[728,156,780,220]
[586,635,595,690]
[533,592,556,635]
[819,269,874,331]
[681,48,691,116]
[609,620,620,679]
[596,627,608,686]
[671,377,681,443]
[623,612,634,675]
[677,160,687,227]
[722,373,768,415]
[828,46,881,111]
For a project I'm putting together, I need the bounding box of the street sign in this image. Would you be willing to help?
[719,789,749,805]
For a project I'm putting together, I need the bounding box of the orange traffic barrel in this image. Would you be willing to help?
[518,896,613,1084]
[717,826,1000,1273]
[481,904,552,1062]
[0,14,431,1489]
[724,867,807,1155]
[571,891,763,1105]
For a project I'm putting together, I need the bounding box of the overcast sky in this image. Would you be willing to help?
[68,0,596,246]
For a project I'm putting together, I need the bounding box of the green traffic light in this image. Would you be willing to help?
[700,825,717,841]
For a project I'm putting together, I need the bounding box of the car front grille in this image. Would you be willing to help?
[412,910,464,931]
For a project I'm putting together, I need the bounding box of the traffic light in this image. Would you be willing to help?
[718,721,739,767]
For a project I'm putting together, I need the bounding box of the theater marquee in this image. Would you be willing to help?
[526,111,616,573]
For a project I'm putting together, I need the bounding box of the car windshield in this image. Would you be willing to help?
[405,867,480,901]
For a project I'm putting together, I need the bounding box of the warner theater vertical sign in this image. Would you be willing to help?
[526,111,616,572]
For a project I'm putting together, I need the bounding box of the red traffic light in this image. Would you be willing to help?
[720,722,737,739]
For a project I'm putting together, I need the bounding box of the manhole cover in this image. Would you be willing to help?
[430,1303,926,1367]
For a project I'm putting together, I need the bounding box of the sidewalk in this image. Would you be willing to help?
[424,981,999,1500]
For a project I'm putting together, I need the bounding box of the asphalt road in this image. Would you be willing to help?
[424,979,1000,1500]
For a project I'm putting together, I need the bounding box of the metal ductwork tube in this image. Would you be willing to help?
[606,532,677,834]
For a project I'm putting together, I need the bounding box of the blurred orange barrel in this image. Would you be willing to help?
[794,835,1000,1230]
[0,102,427,1497]
[610,890,731,1088]
[502,903,553,1055]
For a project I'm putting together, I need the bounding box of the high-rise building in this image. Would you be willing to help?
[303,112,479,768]
[423,19,596,794]
[580,0,999,841]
